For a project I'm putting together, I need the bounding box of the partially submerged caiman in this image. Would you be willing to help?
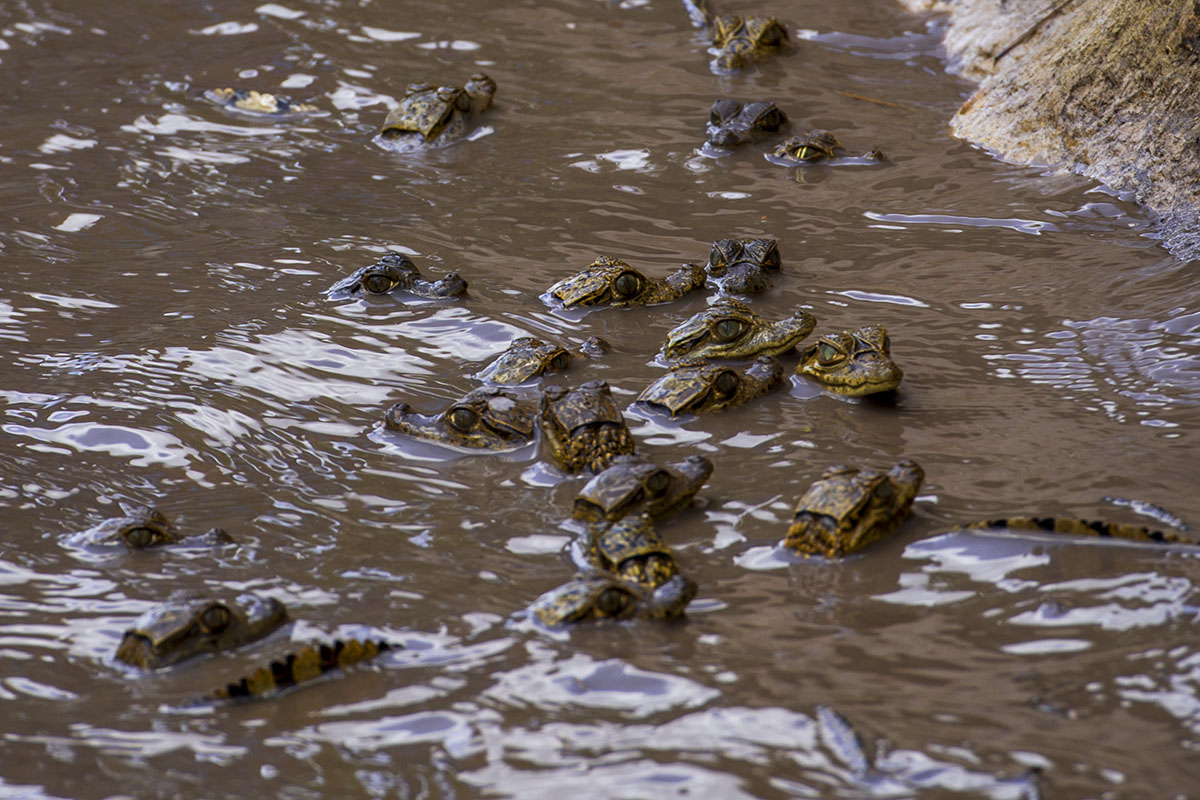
[115,592,287,670]
[784,460,925,558]
[326,253,467,300]
[528,571,696,627]
[798,325,903,396]
[205,88,321,116]
[64,506,233,551]
[767,129,884,167]
[636,356,784,417]
[208,638,394,702]
[586,511,684,591]
[704,237,783,295]
[384,387,536,452]
[683,0,789,72]
[546,257,705,308]
[378,73,497,149]
[475,337,572,385]
[960,516,1196,546]
[572,453,713,523]
[663,297,816,361]
[540,380,637,473]
[706,99,789,150]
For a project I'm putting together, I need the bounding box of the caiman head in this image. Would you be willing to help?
[636,356,783,416]
[771,130,844,164]
[662,297,816,361]
[784,460,924,558]
[706,99,788,150]
[475,337,571,385]
[586,511,681,591]
[380,73,496,144]
[547,257,705,307]
[704,237,782,294]
[68,506,234,551]
[326,254,467,299]
[384,387,536,451]
[529,572,696,627]
[572,453,713,523]
[711,15,788,71]
[75,507,181,549]
[115,592,287,669]
[538,380,636,473]
[798,325,903,396]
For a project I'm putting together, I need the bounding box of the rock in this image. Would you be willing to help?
[903,0,1200,260]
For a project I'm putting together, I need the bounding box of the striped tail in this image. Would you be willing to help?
[213,638,393,701]
[964,516,1194,545]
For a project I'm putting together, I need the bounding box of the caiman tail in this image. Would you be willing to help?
[213,638,394,701]
[964,516,1195,545]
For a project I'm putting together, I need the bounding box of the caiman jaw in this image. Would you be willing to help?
[663,329,708,359]
[114,634,156,669]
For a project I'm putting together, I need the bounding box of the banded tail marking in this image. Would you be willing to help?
[214,638,393,701]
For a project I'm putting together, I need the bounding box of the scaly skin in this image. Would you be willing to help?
[963,517,1196,545]
[798,326,903,396]
[710,15,788,71]
[115,592,287,669]
[205,88,320,116]
[209,638,394,701]
[704,237,783,294]
[528,572,696,627]
[64,506,234,551]
[637,356,783,416]
[663,297,816,361]
[784,460,925,558]
[379,73,496,147]
[384,387,536,451]
[572,453,713,523]
[475,337,571,385]
[539,380,636,473]
[586,511,682,591]
[547,257,706,308]
[771,129,884,166]
[326,254,467,299]
[706,99,789,149]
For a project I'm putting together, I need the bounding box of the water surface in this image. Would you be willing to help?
[2,1,1198,797]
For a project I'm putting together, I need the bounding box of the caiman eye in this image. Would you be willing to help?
[713,318,747,342]
[448,407,479,432]
[596,587,631,616]
[613,271,643,299]
[362,273,396,294]
[759,110,783,131]
[550,352,570,371]
[714,371,739,397]
[200,605,231,633]
[873,481,894,501]
[818,343,844,365]
[454,92,472,112]
[123,527,158,548]
[710,98,740,124]
[760,23,784,46]
[881,334,891,352]
[644,470,671,497]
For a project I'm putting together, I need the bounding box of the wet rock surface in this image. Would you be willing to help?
[902,0,1200,260]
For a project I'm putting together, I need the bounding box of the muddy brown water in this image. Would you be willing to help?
[1,0,1199,797]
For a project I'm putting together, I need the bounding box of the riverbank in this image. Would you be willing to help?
[902,0,1200,261]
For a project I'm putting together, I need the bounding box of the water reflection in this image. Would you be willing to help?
[1,0,1198,794]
